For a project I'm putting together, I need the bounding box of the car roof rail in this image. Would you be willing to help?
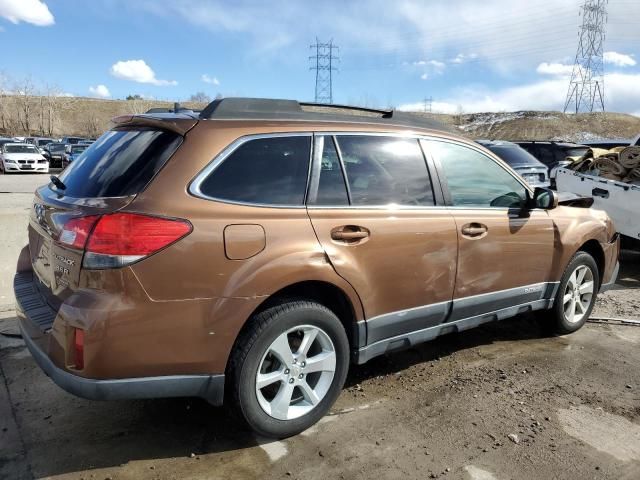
[198,97,452,131]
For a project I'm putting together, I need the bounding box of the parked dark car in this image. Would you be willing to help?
[476,140,550,188]
[515,141,589,181]
[59,136,86,145]
[0,138,15,149]
[62,144,89,167]
[43,142,67,169]
[581,139,637,149]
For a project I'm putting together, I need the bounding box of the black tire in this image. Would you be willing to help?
[548,251,599,335]
[226,300,349,438]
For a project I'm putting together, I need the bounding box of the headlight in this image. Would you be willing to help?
[4,159,16,164]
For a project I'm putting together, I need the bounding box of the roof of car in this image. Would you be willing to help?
[4,143,37,147]
[193,97,453,132]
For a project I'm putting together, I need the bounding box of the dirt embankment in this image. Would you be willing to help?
[414,110,640,143]
[2,94,638,142]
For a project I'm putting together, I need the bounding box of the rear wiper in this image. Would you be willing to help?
[50,175,66,190]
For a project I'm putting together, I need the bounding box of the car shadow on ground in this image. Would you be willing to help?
[4,313,554,479]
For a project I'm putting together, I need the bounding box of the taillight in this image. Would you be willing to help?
[59,215,100,249]
[83,213,191,269]
[74,328,84,370]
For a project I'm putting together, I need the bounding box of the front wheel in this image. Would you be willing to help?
[549,251,599,334]
[227,300,349,438]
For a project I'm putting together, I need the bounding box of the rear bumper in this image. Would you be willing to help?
[19,322,224,404]
[14,271,225,405]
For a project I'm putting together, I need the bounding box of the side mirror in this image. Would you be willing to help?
[532,187,558,210]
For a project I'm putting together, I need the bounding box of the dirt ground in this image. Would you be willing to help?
[1,175,639,480]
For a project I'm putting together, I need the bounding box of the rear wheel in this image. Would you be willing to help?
[227,300,349,438]
[548,251,599,334]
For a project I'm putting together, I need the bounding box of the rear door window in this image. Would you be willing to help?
[335,135,435,206]
[198,135,311,206]
[57,128,181,198]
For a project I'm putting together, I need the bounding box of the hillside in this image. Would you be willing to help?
[1,95,639,143]
[407,110,640,142]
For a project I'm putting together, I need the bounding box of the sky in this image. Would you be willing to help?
[1,0,639,114]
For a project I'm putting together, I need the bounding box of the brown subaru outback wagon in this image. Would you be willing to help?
[15,98,619,438]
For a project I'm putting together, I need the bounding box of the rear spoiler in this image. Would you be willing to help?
[111,114,198,136]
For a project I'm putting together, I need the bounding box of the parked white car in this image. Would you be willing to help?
[0,143,49,173]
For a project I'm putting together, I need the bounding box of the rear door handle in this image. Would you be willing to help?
[330,226,370,243]
[461,223,488,237]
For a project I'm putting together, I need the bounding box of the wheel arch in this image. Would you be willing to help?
[577,239,605,287]
[241,280,362,352]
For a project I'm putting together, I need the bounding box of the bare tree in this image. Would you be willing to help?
[84,113,102,138]
[14,76,37,135]
[0,72,10,133]
[127,98,154,114]
[189,91,211,103]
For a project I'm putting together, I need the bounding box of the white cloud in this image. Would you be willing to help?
[89,84,110,98]
[411,59,446,79]
[201,74,220,85]
[536,62,574,76]
[57,92,74,97]
[450,53,478,64]
[110,60,177,86]
[399,71,640,114]
[0,0,54,26]
[604,51,636,67]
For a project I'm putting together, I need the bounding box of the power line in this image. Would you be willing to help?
[310,38,339,104]
[564,0,608,113]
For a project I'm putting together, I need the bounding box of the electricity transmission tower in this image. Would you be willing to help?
[310,38,339,104]
[423,96,433,113]
[563,0,608,114]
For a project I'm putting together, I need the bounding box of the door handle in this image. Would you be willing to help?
[461,223,488,237]
[330,226,370,243]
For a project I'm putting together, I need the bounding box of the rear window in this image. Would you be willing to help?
[197,135,311,206]
[485,145,543,167]
[56,128,181,198]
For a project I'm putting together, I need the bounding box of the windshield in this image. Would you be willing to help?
[565,148,588,157]
[56,128,181,198]
[36,139,53,146]
[71,146,87,154]
[486,145,544,167]
[48,144,65,152]
[4,145,38,154]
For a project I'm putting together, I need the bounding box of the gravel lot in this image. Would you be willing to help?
[1,174,639,480]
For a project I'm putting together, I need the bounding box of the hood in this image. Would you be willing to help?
[3,152,45,161]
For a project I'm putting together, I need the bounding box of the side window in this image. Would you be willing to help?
[335,136,435,206]
[425,140,528,208]
[198,136,311,205]
[310,136,349,206]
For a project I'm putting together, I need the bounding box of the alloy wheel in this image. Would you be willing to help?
[563,264,595,324]
[255,325,337,421]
